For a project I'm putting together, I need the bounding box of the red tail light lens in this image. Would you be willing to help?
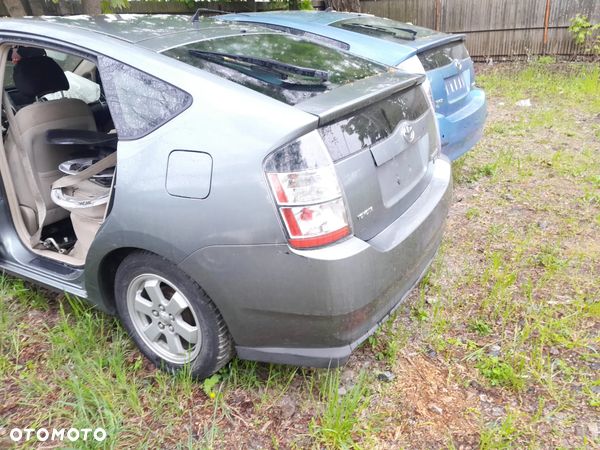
[265,131,351,249]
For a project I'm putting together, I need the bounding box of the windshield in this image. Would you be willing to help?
[331,17,438,42]
[162,33,386,105]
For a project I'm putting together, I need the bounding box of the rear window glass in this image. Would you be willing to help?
[248,23,350,50]
[418,42,469,71]
[330,17,437,42]
[319,86,430,161]
[162,33,386,106]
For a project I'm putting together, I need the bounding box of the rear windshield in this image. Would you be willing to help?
[330,17,437,42]
[319,86,430,161]
[418,42,469,71]
[162,33,386,105]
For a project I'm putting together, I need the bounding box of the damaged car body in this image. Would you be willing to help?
[0,15,452,378]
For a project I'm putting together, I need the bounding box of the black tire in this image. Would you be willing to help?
[115,251,233,379]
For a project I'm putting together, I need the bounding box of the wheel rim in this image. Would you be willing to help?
[126,274,202,365]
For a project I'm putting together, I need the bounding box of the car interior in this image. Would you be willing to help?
[0,44,118,267]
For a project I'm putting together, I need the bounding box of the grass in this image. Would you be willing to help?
[475,356,526,391]
[309,370,370,448]
[1,61,599,448]
[479,60,600,113]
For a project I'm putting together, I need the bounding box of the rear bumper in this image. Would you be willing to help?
[179,157,453,368]
[438,88,487,161]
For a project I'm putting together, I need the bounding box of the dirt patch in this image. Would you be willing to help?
[382,352,480,448]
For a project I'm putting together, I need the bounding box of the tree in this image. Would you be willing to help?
[1,0,128,16]
[324,0,360,12]
[569,14,600,56]
[81,0,101,15]
[3,0,27,16]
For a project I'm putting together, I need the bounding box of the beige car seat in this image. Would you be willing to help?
[4,55,97,238]
[51,153,116,260]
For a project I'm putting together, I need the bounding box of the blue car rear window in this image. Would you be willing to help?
[162,33,386,106]
[330,17,437,42]
[418,42,470,71]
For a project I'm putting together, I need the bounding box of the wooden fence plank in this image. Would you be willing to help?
[360,0,600,58]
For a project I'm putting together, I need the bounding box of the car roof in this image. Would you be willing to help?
[252,10,361,25]
[0,15,276,52]
[223,11,461,59]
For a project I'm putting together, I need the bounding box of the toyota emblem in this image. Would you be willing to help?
[401,123,416,144]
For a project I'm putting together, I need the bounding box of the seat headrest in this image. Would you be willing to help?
[13,56,69,98]
[8,46,47,61]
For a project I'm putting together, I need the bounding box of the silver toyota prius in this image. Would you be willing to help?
[0,14,452,378]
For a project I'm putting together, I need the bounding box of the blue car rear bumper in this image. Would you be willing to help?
[437,88,487,161]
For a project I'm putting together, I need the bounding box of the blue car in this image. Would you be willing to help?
[222,11,487,160]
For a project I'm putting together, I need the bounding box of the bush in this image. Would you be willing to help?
[569,14,600,55]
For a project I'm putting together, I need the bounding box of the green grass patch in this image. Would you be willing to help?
[476,356,526,391]
[310,370,370,448]
[479,63,600,113]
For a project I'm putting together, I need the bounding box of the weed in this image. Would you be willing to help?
[466,207,481,220]
[535,55,556,64]
[479,409,521,449]
[468,319,492,336]
[310,370,370,448]
[202,374,221,399]
[476,356,525,391]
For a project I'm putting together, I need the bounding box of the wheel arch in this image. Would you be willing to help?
[93,247,140,314]
[91,247,225,323]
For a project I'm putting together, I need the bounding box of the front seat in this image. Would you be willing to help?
[4,55,97,237]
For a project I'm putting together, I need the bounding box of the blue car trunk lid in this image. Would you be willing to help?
[416,39,475,117]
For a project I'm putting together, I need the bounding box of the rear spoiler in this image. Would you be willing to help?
[296,71,425,126]
[412,33,466,54]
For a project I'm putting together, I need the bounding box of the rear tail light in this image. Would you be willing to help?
[265,131,351,249]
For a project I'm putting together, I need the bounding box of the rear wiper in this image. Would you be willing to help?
[343,23,417,41]
[188,49,330,82]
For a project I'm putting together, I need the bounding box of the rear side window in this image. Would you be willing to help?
[162,33,385,106]
[418,42,470,71]
[98,56,191,139]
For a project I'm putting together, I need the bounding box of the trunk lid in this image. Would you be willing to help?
[297,72,439,241]
[416,38,475,117]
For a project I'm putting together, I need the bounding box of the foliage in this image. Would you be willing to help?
[299,0,314,10]
[476,356,525,391]
[50,0,128,14]
[310,370,370,448]
[202,374,221,399]
[100,0,129,13]
[569,14,600,55]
